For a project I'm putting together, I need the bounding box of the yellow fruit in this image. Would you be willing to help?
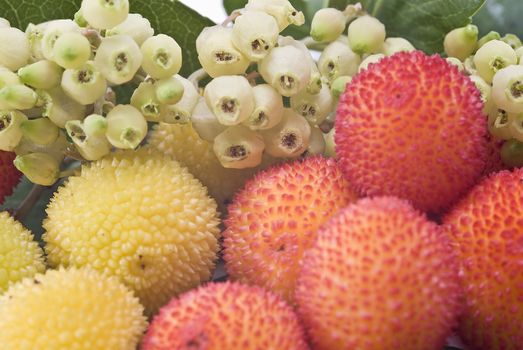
[0,267,146,350]
[147,122,274,213]
[0,211,45,292]
[43,149,220,315]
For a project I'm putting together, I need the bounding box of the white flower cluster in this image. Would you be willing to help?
[191,1,415,169]
[444,26,523,164]
[0,0,188,185]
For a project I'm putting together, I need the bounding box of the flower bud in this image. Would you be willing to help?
[191,97,227,142]
[0,27,30,71]
[310,8,346,42]
[469,74,492,114]
[0,18,9,28]
[81,0,129,30]
[39,87,87,128]
[0,85,37,110]
[509,113,523,142]
[15,130,68,163]
[66,116,111,160]
[261,108,311,157]
[0,110,27,151]
[61,61,107,105]
[290,83,334,126]
[348,15,386,54]
[318,41,360,81]
[130,82,162,122]
[94,35,142,84]
[106,104,147,149]
[74,9,89,27]
[358,53,385,72]
[213,125,265,169]
[501,34,522,50]
[83,113,107,136]
[26,22,47,61]
[232,11,279,61]
[154,76,184,105]
[278,36,322,94]
[245,0,305,31]
[473,40,517,83]
[381,37,415,56]
[140,34,182,79]
[20,118,59,145]
[0,67,22,88]
[487,107,512,140]
[444,24,478,61]
[106,13,154,46]
[306,126,326,155]
[324,127,336,158]
[492,65,523,114]
[516,47,523,65]
[41,20,80,62]
[259,45,311,97]
[14,152,60,186]
[52,32,91,69]
[160,75,199,124]
[196,25,249,77]
[446,57,465,71]
[18,60,63,90]
[204,75,255,126]
[477,31,501,49]
[244,84,283,130]
[331,75,351,98]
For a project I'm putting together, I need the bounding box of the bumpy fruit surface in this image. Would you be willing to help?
[147,122,274,214]
[482,134,505,176]
[335,51,487,213]
[141,281,310,350]
[0,212,45,292]
[223,156,358,302]
[0,267,146,350]
[43,149,220,315]
[296,197,460,350]
[0,150,21,204]
[444,169,523,350]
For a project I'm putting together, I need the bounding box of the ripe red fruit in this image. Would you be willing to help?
[141,281,310,350]
[444,169,523,350]
[0,151,21,204]
[335,51,487,213]
[223,156,358,302]
[296,196,461,350]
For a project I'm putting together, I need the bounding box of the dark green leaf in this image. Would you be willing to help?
[473,0,523,39]
[223,0,248,14]
[328,0,486,53]
[1,0,214,76]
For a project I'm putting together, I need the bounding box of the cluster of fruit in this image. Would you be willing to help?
[1,1,522,350]
[443,25,523,167]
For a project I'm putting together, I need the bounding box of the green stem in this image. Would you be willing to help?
[14,184,46,222]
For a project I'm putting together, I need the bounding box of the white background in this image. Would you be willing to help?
[179,0,228,23]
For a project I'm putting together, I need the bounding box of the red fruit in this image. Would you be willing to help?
[223,156,358,302]
[0,151,21,204]
[141,281,310,350]
[444,169,523,350]
[296,196,460,350]
[482,134,505,176]
[335,51,487,213]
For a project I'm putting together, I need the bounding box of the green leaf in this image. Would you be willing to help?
[473,0,523,39]
[1,0,214,76]
[328,0,486,53]
[223,0,248,14]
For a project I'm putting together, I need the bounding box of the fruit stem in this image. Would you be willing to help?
[13,184,46,221]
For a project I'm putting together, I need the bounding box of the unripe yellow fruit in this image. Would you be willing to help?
[147,123,275,214]
[43,149,221,315]
[0,212,45,293]
[0,267,147,350]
